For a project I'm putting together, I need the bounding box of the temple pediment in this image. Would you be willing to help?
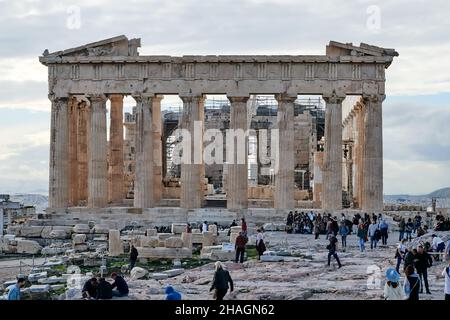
[327,41,399,58]
[40,35,141,64]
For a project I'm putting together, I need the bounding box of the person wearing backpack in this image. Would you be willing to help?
[379,219,389,245]
[395,239,408,272]
[357,222,367,252]
[405,218,414,241]
[327,234,342,268]
[403,265,420,300]
[414,245,432,294]
[368,220,379,250]
[339,221,349,250]
[442,261,450,301]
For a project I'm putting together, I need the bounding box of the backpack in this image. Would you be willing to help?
[374,229,382,240]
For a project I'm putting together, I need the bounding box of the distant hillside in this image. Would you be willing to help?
[427,187,450,198]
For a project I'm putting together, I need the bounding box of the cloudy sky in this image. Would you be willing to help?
[0,0,449,195]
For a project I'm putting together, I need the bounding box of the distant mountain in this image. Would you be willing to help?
[427,187,450,198]
[10,194,48,213]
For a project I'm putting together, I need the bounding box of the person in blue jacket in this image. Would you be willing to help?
[165,286,182,300]
[7,278,26,300]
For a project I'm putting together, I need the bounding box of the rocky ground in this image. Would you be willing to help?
[125,231,448,300]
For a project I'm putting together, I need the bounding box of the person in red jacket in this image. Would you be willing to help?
[241,218,248,237]
[235,232,248,263]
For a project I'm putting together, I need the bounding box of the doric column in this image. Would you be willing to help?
[274,93,297,209]
[179,94,205,209]
[361,94,385,212]
[322,91,345,211]
[77,102,89,203]
[354,102,365,209]
[48,95,70,208]
[68,98,79,206]
[108,94,124,204]
[133,94,155,208]
[152,95,163,205]
[87,94,108,208]
[226,96,249,209]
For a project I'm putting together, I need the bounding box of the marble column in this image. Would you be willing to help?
[108,94,124,204]
[362,94,385,212]
[322,92,345,211]
[179,94,205,209]
[152,95,163,205]
[354,102,365,209]
[133,94,154,208]
[87,94,108,208]
[226,96,249,209]
[68,98,79,206]
[77,102,89,204]
[274,94,296,209]
[48,95,70,208]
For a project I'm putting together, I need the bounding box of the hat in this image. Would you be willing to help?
[385,268,400,283]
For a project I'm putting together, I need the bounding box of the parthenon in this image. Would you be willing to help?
[39,35,398,215]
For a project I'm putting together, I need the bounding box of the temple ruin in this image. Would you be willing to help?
[39,35,398,221]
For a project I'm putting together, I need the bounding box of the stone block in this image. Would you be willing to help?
[202,231,216,246]
[157,233,174,241]
[136,247,192,259]
[259,255,284,262]
[146,228,157,237]
[181,232,192,249]
[49,229,69,239]
[108,230,123,257]
[29,285,51,293]
[41,246,65,255]
[140,236,159,248]
[163,268,184,277]
[93,224,110,234]
[150,273,169,280]
[191,233,204,244]
[73,244,89,252]
[208,224,218,235]
[40,226,53,239]
[73,234,87,244]
[171,223,187,234]
[20,226,44,238]
[130,267,148,280]
[28,272,48,282]
[16,239,42,254]
[73,224,90,234]
[165,237,184,248]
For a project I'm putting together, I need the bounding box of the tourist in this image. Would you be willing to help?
[111,272,129,297]
[235,231,247,263]
[241,218,248,237]
[213,222,220,236]
[442,261,450,301]
[403,265,420,300]
[395,239,408,273]
[414,245,432,294]
[186,223,192,233]
[431,234,445,261]
[340,213,346,222]
[405,218,414,241]
[326,217,333,240]
[398,217,406,241]
[403,248,417,272]
[129,245,139,271]
[286,212,294,234]
[82,277,98,299]
[413,213,422,234]
[255,229,266,259]
[327,234,342,268]
[202,221,208,233]
[165,285,182,300]
[313,219,321,240]
[338,221,349,249]
[331,217,339,236]
[383,268,404,300]
[96,277,113,300]
[230,220,237,228]
[210,261,234,301]
[379,219,389,245]
[352,214,360,234]
[416,225,425,237]
[368,220,379,249]
[6,277,26,300]
[357,222,367,252]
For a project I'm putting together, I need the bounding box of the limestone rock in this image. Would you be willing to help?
[151,273,169,280]
[136,247,192,259]
[40,226,53,238]
[146,228,157,236]
[73,244,89,252]
[181,232,193,249]
[157,233,173,241]
[49,229,69,239]
[130,267,148,280]
[203,231,216,246]
[164,237,184,248]
[208,224,218,235]
[16,239,42,254]
[93,224,110,234]
[163,268,185,277]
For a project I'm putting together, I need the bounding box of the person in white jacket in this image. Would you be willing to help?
[383,268,405,300]
[442,261,450,301]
